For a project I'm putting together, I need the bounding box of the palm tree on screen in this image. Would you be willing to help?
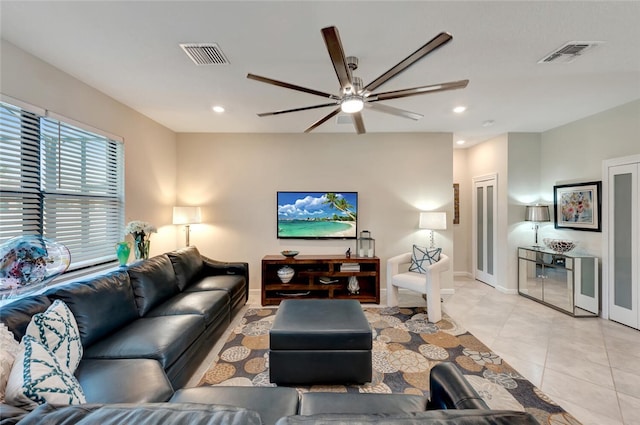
[323,193,356,221]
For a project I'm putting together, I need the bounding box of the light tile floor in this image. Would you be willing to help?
[190,277,640,425]
[435,277,640,425]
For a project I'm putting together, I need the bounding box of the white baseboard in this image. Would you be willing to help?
[454,271,474,279]
[494,285,519,295]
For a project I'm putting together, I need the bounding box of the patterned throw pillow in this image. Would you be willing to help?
[5,336,86,410]
[408,245,442,274]
[25,300,82,373]
[0,324,21,403]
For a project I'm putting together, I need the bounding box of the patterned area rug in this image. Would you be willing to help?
[198,306,581,424]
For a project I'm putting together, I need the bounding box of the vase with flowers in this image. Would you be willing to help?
[125,220,157,260]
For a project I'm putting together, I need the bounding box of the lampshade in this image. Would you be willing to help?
[525,205,550,222]
[173,206,202,225]
[419,212,447,230]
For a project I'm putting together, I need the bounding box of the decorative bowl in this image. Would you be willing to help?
[0,235,70,299]
[543,238,576,253]
[281,250,299,258]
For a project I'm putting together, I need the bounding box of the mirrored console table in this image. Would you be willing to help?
[517,247,599,317]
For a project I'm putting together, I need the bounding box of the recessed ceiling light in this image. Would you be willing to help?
[456,140,466,145]
[453,106,466,113]
[212,105,225,113]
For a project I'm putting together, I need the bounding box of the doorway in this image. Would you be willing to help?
[473,174,498,287]
[604,156,640,329]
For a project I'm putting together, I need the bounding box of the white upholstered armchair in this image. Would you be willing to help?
[386,252,450,322]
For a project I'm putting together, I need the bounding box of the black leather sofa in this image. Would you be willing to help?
[0,246,248,410]
[1,363,539,424]
[1,247,539,424]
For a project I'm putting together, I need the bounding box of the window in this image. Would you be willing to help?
[0,99,124,271]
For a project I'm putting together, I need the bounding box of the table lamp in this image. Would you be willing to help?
[419,211,447,249]
[173,206,202,246]
[524,204,550,248]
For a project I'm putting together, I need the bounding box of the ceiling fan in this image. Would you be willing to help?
[247,26,469,135]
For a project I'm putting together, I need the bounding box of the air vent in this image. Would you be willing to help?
[538,41,603,64]
[336,115,353,125]
[180,43,229,65]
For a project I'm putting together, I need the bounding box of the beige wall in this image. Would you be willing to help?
[506,133,542,291]
[1,40,179,256]
[452,149,471,276]
[176,132,455,294]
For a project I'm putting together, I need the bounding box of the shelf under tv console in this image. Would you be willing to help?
[261,255,380,306]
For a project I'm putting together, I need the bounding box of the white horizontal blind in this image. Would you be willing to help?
[0,100,124,270]
[0,102,42,238]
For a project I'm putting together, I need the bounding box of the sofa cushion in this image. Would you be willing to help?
[274,410,540,425]
[0,295,51,341]
[82,315,204,370]
[0,403,27,422]
[167,246,204,291]
[171,386,300,425]
[15,402,263,425]
[299,393,427,416]
[45,270,138,348]
[128,255,180,316]
[5,336,86,410]
[183,274,245,296]
[24,300,82,374]
[145,290,229,326]
[75,359,173,404]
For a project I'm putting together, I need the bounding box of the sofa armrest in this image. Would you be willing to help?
[427,363,489,410]
[201,257,249,280]
[201,257,249,304]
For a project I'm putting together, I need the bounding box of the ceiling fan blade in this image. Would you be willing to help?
[247,73,340,100]
[257,102,338,117]
[369,80,469,102]
[321,26,353,92]
[352,112,366,134]
[363,32,453,94]
[304,107,342,133]
[365,103,423,121]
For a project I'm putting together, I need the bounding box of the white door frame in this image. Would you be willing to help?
[602,154,640,325]
[472,173,498,287]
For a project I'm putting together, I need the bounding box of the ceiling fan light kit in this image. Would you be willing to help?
[341,95,364,113]
[248,26,469,134]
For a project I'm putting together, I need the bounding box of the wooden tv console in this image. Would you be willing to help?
[261,255,380,305]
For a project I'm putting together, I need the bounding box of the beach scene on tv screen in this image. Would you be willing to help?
[277,192,357,238]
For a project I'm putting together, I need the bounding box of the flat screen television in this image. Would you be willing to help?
[277,191,358,239]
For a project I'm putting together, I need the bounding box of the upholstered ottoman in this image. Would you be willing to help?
[269,299,372,385]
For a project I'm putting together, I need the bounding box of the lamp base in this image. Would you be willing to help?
[428,230,436,250]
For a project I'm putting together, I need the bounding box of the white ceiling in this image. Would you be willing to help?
[1,1,639,147]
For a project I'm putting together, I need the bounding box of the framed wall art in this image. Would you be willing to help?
[453,183,460,224]
[553,181,601,232]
